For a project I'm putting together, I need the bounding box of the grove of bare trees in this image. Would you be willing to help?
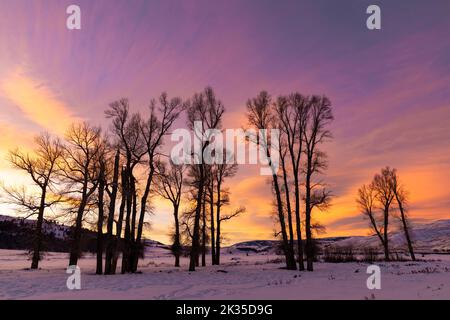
[246,91,334,271]
[2,87,335,273]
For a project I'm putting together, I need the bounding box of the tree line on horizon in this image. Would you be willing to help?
[1,87,335,273]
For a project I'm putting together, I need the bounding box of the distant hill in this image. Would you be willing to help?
[226,220,450,255]
[330,219,450,253]
[225,237,351,255]
[0,214,167,253]
[0,214,97,252]
[2,214,449,255]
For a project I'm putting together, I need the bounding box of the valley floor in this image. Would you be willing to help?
[0,249,449,300]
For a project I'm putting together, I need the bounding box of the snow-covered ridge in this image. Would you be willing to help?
[0,214,70,240]
[329,219,450,253]
[2,214,450,254]
[226,220,450,254]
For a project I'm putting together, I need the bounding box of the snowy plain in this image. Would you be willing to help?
[0,247,449,300]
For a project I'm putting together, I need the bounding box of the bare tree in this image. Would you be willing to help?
[372,167,395,261]
[206,166,216,264]
[217,202,245,262]
[154,161,185,267]
[213,158,238,265]
[105,99,146,273]
[202,188,209,266]
[59,122,105,266]
[246,91,296,270]
[96,158,107,274]
[278,139,295,267]
[130,93,184,272]
[303,95,333,271]
[389,169,416,261]
[2,133,63,269]
[104,148,120,274]
[111,166,128,273]
[186,87,224,271]
[357,183,385,248]
[275,93,309,270]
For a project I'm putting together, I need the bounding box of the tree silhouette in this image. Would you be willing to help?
[2,133,63,269]
[186,87,224,271]
[303,95,333,271]
[246,91,296,270]
[154,161,185,267]
[58,122,105,266]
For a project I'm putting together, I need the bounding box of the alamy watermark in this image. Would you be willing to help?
[170,122,280,176]
[65,4,381,33]
[66,265,81,290]
[366,265,381,290]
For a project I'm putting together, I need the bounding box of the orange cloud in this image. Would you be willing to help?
[0,121,34,169]
[1,68,80,136]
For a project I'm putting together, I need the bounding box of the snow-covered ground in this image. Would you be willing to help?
[1,248,449,300]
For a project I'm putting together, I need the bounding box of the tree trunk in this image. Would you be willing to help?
[383,206,390,261]
[173,204,181,267]
[69,201,86,266]
[269,148,296,270]
[105,150,120,275]
[128,176,138,272]
[96,163,106,275]
[305,163,313,271]
[201,191,207,267]
[131,166,155,272]
[189,165,204,272]
[215,181,222,265]
[293,169,304,271]
[111,168,127,274]
[31,189,47,269]
[401,215,415,261]
[121,168,133,274]
[281,156,295,268]
[209,183,216,265]
[305,210,313,271]
[397,197,415,260]
[289,139,305,271]
[215,220,221,265]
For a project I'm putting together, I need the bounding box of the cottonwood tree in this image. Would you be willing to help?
[201,186,208,266]
[186,87,224,271]
[302,95,333,271]
[183,165,202,267]
[104,148,120,274]
[246,91,296,270]
[131,93,184,272]
[154,161,185,266]
[206,166,216,264]
[357,183,386,248]
[278,137,296,268]
[216,202,245,263]
[105,99,146,273]
[2,133,63,269]
[213,158,239,265]
[358,167,415,261]
[95,158,107,274]
[372,167,395,261]
[274,93,309,270]
[389,170,415,260]
[59,122,105,266]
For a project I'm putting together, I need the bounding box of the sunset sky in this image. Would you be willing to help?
[0,0,449,244]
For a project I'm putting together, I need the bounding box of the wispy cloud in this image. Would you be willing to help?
[1,67,81,136]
